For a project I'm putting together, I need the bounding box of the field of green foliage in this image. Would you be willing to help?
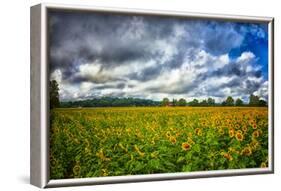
[50,107,268,179]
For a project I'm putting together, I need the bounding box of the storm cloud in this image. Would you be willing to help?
[49,10,268,102]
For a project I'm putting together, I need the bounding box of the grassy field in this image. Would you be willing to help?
[50,107,268,179]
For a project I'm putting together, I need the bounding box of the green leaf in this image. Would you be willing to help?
[193,144,201,152]
[182,165,192,172]
[148,159,161,169]
[177,156,185,163]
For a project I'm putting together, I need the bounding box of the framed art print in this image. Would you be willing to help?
[30,3,274,188]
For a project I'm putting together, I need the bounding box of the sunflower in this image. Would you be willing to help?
[260,162,267,168]
[50,157,57,167]
[166,131,171,138]
[252,130,260,138]
[181,142,191,151]
[252,123,257,129]
[229,129,235,138]
[101,169,108,176]
[195,128,202,136]
[187,137,195,145]
[235,131,244,141]
[228,147,239,154]
[242,125,248,132]
[250,140,260,150]
[237,130,243,134]
[218,128,224,135]
[241,147,252,156]
[250,120,255,126]
[73,164,81,175]
[170,136,177,144]
[223,153,233,161]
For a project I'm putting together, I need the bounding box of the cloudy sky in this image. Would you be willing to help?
[49,10,268,102]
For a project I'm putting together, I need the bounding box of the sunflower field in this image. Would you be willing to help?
[50,107,268,179]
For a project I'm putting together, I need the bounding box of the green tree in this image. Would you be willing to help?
[258,99,267,107]
[172,99,178,106]
[249,94,260,106]
[189,99,199,106]
[235,98,243,106]
[225,96,234,106]
[50,80,60,109]
[200,99,208,106]
[162,97,170,106]
[178,98,187,106]
[207,97,215,106]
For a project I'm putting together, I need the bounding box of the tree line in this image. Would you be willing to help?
[50,80,267,108]
[60,97,161,108]
[160,94,267,107]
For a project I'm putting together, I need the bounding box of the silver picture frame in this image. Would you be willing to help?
[30,3,274,188]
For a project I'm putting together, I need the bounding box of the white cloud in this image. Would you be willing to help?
[254,81,268,100]
[57,48,267,102]
[120,16,146,41]
[218,54,230,67]
[76,59,157,84]
[237,51,255,63]
[50,69,62,83]
[248,76,263,83]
